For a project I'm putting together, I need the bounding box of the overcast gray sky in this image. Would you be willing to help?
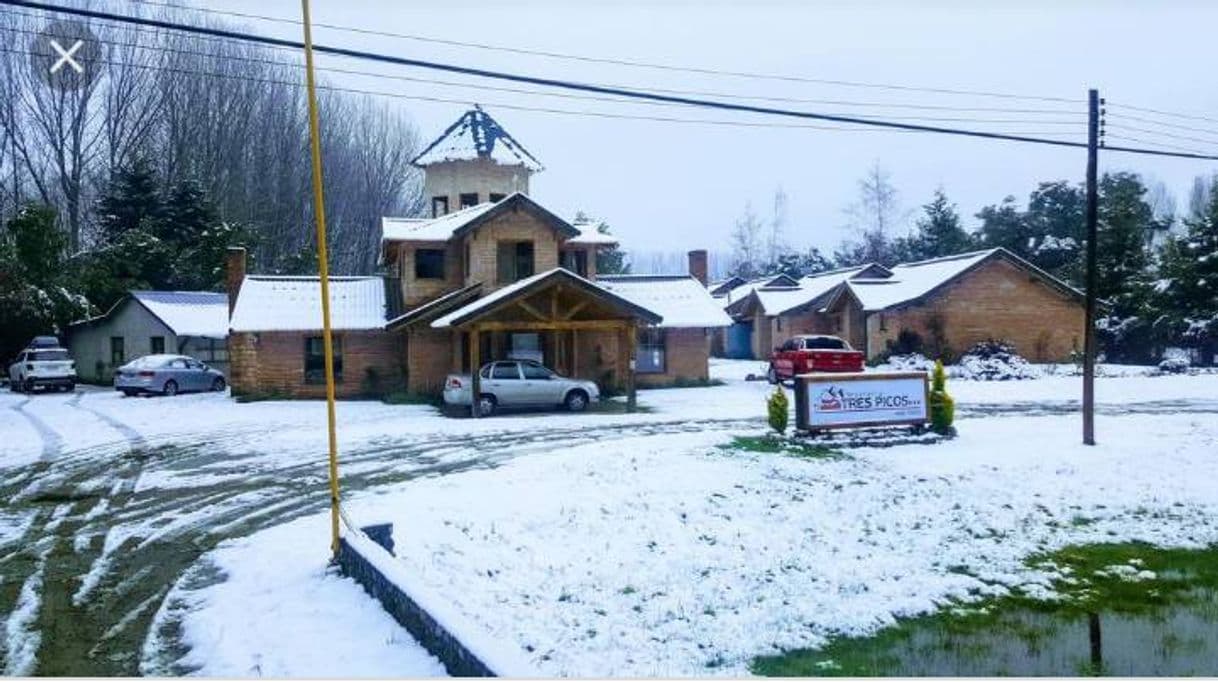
[204,0,1218,259]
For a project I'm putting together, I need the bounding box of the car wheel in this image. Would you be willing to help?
[65,383,75,392]
[564,389,589,413]
[162,380,179,397]
[23,379,35,394]
[766,366,779,384]
[212,377,226,392]
[476,394,496,417]
[121,390,136,397]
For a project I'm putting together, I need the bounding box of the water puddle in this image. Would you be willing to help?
[754,543,1218,676]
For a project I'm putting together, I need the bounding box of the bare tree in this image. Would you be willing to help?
[729,202,765,278]
[842,160,908,265]
[766,186,789,266]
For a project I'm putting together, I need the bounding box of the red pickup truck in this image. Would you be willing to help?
[767,334,865,383]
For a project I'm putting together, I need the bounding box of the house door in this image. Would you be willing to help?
[726,321,753,359]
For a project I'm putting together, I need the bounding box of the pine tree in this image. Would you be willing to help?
[97,158,164,243]
[594,223,629,275]
[1157,177,1218,363]
[899,189,973,261]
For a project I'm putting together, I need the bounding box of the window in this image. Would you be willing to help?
[431,195,449,217]
[415,248,446,279]
[169,358,189,370]
[521,362,553,380]
[199,338,228,363]
[150,336,165,354]
[776,317,784,332]
[805,336,847,350]
[508,333,542,363]
[31,350,69,361]
[497,241,535,283]
[459,192,479,209]
[491,362,520,380]
[110,337,125,365]
[879,314,888,332]
[636,327,667,374]
[561,250,588,277]
[489,192,506,203]
[304,336,343,384]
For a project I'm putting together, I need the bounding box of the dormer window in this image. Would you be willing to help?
[431,196,449,217]
[460,193,479,209]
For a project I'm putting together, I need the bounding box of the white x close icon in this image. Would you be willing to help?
[49,39,84,75]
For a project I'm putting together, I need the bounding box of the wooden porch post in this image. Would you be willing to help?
[572,329,579,379]
[469,324,481,418]
[626,322,637,413]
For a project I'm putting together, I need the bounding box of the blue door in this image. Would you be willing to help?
[726,321,754,359]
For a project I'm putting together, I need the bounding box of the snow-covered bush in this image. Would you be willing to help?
[955,340,1042,381]
[877,353,936,373]
[1157,357,1190,374]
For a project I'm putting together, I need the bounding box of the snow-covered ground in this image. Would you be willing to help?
[128,360,1218,677]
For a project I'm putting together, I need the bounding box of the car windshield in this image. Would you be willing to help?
[804,337,847,350]
[30,350,69,361]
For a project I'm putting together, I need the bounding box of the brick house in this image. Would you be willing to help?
[226,107,730,399]
[722,249,1086,362]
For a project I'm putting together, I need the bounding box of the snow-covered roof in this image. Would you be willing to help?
[132,291,229,339]
[381,193,577,245]
[431,268,660,328]
[229,276,387,332]
[597,275,732,328]
[839,250,998,311]
[567,220,618,246]
[412,107,544,172]
[746,266,876,316]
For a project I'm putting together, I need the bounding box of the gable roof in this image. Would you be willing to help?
[132,291,229,338]
[761,274,801,289]
[411,107,544,172]
[381,192,578,245]
[709,276,746,297]
[431,268,661,329]
[385,283,484,330]
[827,248,1084,313]
[229,276,387,332]
[70,291,229,339]
[597,275,732,328]
[726,264,881,318]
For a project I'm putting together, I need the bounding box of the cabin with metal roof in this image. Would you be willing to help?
[67,291,230,382]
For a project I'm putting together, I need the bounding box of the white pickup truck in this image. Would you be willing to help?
[8,347,77,393]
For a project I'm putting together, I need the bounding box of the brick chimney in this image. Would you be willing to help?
[226,246,246,315]
[687,249,708,287]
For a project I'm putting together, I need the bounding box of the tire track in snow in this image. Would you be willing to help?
[0,416,749,676]
[9,399,61,461]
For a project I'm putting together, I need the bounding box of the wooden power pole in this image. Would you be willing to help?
[1082,89,1100,446]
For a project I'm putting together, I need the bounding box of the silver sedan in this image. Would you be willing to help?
[443,360,600,416]
[114,354,227,397]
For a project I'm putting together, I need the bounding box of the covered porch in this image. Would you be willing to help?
[396,269,662,411]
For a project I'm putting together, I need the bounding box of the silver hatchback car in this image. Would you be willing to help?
[114,354,227,397]
[444,360,600,416]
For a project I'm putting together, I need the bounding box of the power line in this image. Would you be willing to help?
[5,0,1216,161]
[0,9,1086,122]
[1105,123,1218,150]
[0,22,1090,128]
[1106,101,1218,127]
[122,0,1086,105]
[1104,110,1218,138]
[0,44,1088,139]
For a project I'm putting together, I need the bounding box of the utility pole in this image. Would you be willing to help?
[1082,88,1100,445]
[300,0,343,556]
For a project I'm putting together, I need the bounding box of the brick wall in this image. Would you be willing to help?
[406,328,456,395]
[399,241,465,308]
[464,211,560,291]
[228,329,403,399]
[637,327,712,387]
[422,158,531,212]
[865,258,1085,361]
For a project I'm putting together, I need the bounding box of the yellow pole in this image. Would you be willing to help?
[300,0,342,558]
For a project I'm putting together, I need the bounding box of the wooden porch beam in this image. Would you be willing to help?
[469,325,481,418]
[516,299,550,321]
[561,299,591,320]
[459,319,631,332]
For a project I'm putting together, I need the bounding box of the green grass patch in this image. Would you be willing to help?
[381,391,443,406]
[752,542,1218,676]
[722,435,845,460]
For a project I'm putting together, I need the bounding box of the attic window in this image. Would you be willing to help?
[489,193,506,203]
[415,249,446,279]
[431,196,449,218]
[460,193,479,209]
